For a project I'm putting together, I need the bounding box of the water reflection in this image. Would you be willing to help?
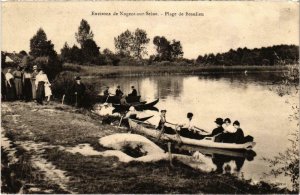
[173,144,256,176]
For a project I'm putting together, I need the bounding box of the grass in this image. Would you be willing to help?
[1,101,293,194]
[63,63,289,78]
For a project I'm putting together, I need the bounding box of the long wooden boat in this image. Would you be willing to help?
[113,98,159,111]
[128,119,256,150]
[173,144,256,160]
[96,95,141,103]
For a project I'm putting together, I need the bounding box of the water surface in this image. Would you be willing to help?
[85,72,298,189]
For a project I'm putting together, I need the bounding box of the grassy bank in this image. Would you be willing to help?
[1,101,292,194]
[63,63,288,78]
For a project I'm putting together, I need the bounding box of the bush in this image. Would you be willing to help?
[34,56,62,80]
[51,71,98,108]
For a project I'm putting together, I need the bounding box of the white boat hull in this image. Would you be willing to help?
[128,119,256,150]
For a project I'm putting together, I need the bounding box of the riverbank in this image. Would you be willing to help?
[63,63,288,78]
[1,101,292,193]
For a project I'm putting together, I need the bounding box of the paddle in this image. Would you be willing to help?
[61,94,65,105]
[166,121,208,133]
[75,93,78,107]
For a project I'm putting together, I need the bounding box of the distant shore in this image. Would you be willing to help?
[63,63,288,78]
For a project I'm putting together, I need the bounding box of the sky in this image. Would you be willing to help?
[1,1,299,59]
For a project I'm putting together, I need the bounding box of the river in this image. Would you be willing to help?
[85,72,298,190]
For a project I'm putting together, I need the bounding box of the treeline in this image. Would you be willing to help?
[60,19,184,66]
[196,45,299,66]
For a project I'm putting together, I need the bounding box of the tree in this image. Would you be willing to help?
[29,28,61,80]
[81,39,100,62]
[132,28,150,59]
[19,50,28,56]
[60,42,71,62]
[103,48,113,56]
[114,30,133,57]
[170,40,183,59]
[69,45,83,63]
[29,28,57,58]
[75,19,94,47]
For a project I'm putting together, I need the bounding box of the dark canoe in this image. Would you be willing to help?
[96,95,141,103]
[122,115,154,127]
[112,98,159,111]
[128,119,256,150]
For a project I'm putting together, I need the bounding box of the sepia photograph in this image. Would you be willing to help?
[1,1,299,194]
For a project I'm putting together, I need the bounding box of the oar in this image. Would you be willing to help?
[75,93,78,107]
[61,94,65,105]
[166,122,208,133]
[194,126,209,133]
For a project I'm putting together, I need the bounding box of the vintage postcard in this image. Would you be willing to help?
[1,1,299,194]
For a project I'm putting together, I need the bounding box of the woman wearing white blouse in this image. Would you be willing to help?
[35,70,50,104]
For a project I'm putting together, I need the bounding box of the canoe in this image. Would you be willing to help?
[113,98,159,111]
[128,119,256,150]
[173,144,256,160]
[96,95,141,103]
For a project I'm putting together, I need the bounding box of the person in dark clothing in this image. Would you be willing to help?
[1,71,7,101]
[205,118,224,142]
[233,120,245,144]
[22,66,32,102]
[13,66,23,100]
[72,76,86,107]
[103,86,110,96]
[128,86,137,96]
[115,85,123,97]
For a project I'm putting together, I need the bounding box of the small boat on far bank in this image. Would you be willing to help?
[128,119,256,150]
[113,98,159,111]
[96,95,141,104]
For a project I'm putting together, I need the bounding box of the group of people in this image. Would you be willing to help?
[155,109,251,144]
[1,65,52,104]
[103,85,138,97]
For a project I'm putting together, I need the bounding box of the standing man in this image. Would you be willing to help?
[72,76,86,107]
[103,86,110,96]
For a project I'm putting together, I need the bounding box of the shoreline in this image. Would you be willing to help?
[1,101,294,194]
[63,63,288,78]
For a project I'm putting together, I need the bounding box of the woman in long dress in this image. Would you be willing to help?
[5,69,16,101]
[22,66,32,102]
[13,66,23,100]
[35,70,49,105]
[31,65,39,100]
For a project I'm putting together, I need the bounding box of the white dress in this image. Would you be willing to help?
[45,83,52,97]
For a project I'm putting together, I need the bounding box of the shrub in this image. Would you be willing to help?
[51,71,98,108]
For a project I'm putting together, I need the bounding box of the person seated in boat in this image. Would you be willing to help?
[128,86,138,96]
[221,118,235,143]
[103,86,110,96]
[115,85,123,97]
[232,120,245,144]
[124,106,137,119]
[156,110,176,135]
[120,94,130,106]
[179,113,203,139]
[204,118,224,142]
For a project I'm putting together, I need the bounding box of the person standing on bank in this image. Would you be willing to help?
[31,65,39,101]
[72,76,86,107]
[1,71,7,101]
[35,69,49,105]
[13,66,23,100]
[44,81,52,104]
[103,86,110,96]
[5,69,16,101]
[22,66,32,102]
[128,86,137,96]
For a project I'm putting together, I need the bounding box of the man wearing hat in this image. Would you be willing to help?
[207,118,225,142]
[72,76,86,107]
[31,65,38,101]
